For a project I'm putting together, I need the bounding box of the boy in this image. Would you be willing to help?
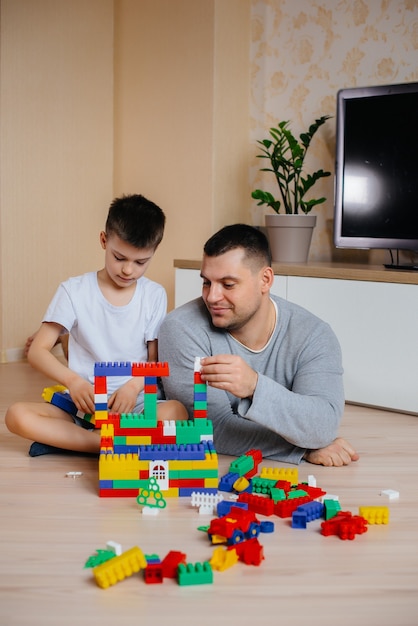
[5,194,187,456]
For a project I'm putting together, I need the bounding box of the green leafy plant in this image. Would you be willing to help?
[252,115,332,215]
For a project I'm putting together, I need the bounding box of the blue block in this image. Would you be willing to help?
[99,479,114,488]
[291,511,308,528]
[297,500,324,522]
[217,500,248,517]
[218,472,240,492]
[95,402,108,412]
[138,444,179,460]
[94,362,132,376]
[178,443,206,460]
[178,487,218,497]
[193,392,207,402]
[113,445,139,454]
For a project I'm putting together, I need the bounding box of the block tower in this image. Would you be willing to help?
[95,360,218,498]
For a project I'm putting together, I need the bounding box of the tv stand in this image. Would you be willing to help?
[384,263,418,271]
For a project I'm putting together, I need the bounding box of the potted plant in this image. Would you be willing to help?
[252,115,331,263]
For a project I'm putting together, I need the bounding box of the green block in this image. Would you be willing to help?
[193,400,207,410]
[252,477,277,494]
[176,468,218,479]
[113,479,149,489]
[194,383,207,393]
[287,489,308,499]
[113,436,127,445]
[229,454,254,477]
[144,394,157,420]
[175,420,213,445]
[270,487,286,502]
[120,412,157,429]
[324,499,342,520]
[177,562,213,586]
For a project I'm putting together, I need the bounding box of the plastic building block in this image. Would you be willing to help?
[237,492,274,516]
[291,501,324,528]
[232,476,251,493]
[191,491,224,514]
[229,454,254,477]
[210,546,239,571]
[380,489,399,500]
[260,466,298,484]
[217,500,248,518]
[274,495,312,518]
[207,506,262,546]
[324,498,342,520]
[321,512,368,540]
[106,540,122,556]
[161,551,187,578]
[93,546,147,588]
[269,487,286,502]
[260,520,275,533]
[228,537,264,566]
[84,549,116,568]
[42,385,94,425]
[252,476,277,495]
[144,563,163,584]
[218,472,240,492]
[359,505,389,524]
[177,561,213,586]
[97,360,218,498]
[137,477,167,509]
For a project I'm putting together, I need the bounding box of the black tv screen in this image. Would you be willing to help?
[333,81,418,266]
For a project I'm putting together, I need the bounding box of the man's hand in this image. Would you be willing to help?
[200,355,258,399]
[304,437,360,466]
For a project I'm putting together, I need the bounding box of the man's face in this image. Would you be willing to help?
[100,232,155,289]
[200,249,264,331]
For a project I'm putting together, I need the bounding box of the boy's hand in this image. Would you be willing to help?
[200,355,258,399]
[108,378,144,414]
[67,377,95,414]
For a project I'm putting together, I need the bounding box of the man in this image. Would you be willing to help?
[158,224,359,466]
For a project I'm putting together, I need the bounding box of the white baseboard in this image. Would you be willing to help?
[1,344,63,363]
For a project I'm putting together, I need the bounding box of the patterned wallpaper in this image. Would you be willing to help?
[250,0,418,263]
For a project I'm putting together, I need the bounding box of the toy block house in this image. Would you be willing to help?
[95,360,218,498]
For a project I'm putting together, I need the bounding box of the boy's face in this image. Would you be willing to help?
[100,232,155,288]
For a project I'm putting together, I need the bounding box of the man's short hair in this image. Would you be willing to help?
[106,194,165,249]
[204,224,272,267]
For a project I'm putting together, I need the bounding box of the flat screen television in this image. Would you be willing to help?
[333,81,418,270]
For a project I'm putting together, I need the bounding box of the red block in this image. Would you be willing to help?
[132,361,169,377]
[161,551,187,578]
[95,376,107,393]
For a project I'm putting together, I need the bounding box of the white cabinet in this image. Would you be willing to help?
[174,263,418,414]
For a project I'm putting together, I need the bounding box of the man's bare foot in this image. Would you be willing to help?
[303,437,360,467]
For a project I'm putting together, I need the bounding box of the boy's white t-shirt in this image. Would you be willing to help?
[43,271,167,395]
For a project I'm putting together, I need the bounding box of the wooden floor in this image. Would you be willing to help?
[1,360,417,626]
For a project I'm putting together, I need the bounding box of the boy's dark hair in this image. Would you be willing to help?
[105,194,165,249]
[204,223,272,267]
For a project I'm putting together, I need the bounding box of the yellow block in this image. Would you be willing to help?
[204,478,219,488]
[93,546,147,589]
[160,487,179,498]
[42,384,67,402]
[359,505,390,524]
[193,458,218,470]
[260,467,298,483]
[210,546,239,571]
[125,436,152,445]
[99,453,141,480]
